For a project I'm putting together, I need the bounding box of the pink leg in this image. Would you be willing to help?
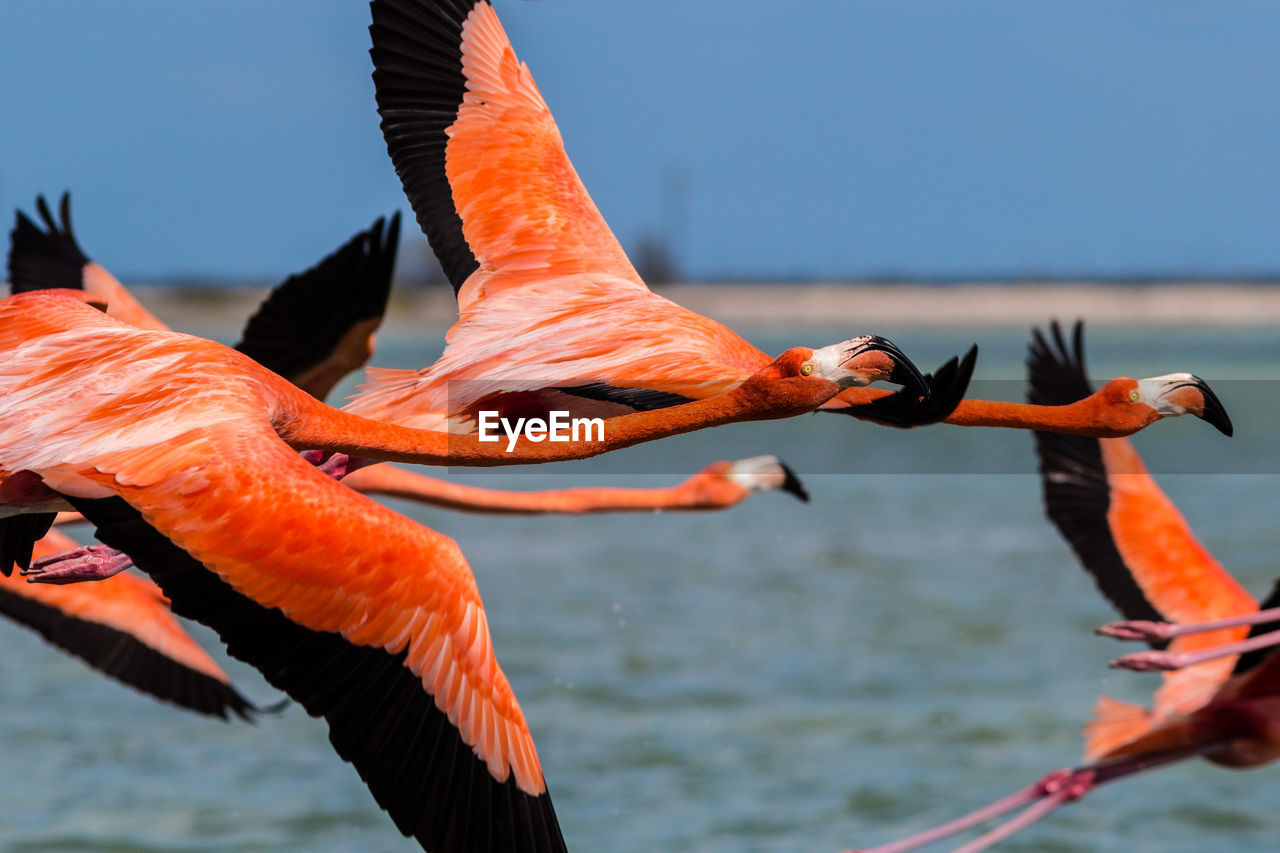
[849,772,1068,853]
[951,771,1094,853]
[1098,606,1280,643]
[22,545,133,584]
[1112,628,1280,672]
[848,741,1224,853]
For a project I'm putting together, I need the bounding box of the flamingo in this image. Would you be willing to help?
[9,194,808,542]
[359,0,967,432]
[30,453,808,584]
[851,322,1267,853]
[339,453,808,514]
[0,525,261,719]
[0,287,918,850]
[359,0,1228,441]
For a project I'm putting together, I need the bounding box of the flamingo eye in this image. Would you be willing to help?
[1128,389,1139,403]
[800,362,814,376]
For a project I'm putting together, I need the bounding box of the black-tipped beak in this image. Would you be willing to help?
[1186,376,1233,437]
[777,460,810,503]
[859,336,928,398]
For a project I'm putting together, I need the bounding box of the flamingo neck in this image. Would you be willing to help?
[272,382,760,466]
[345,463,706,514]
[943,396,1149,437]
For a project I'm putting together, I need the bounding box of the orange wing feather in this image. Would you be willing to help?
[93,428,544,794]
[447,3,643,309]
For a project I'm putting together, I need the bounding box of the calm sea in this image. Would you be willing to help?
[2,324,1277,852]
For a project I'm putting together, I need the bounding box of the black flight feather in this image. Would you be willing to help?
[370,0,483,294]
[0,585,256,720]
[235,212,401,383]
[8,192,89,294]
[1029,320,1168,641]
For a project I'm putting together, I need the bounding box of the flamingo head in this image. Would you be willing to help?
[1099,373,1233,436]
[723,455,810,502]
[748,337,926,417]
[807,336,928,394]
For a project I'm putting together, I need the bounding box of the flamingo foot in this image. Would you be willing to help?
[1096,619,1177,642]
[1111,627,1280,673]
[1110,651,1189,672]
[298,450,377,480]
[22,545,132,584]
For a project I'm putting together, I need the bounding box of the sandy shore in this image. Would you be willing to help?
[136,282,1280,332]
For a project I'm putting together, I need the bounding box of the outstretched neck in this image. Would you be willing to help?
[272,382,760,466]
[344,464,707,514]
[943,396,1147,437]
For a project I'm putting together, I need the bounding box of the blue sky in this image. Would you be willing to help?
[3,1,1279,282]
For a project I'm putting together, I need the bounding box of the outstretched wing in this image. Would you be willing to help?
[71,428,566,852]
[1031,321,1256,718]
[0,529,256,719]
[1029,320,1254,631]
[235,213,401,397]
[370,0,643,306]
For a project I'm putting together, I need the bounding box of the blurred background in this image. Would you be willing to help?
[3,0,1280,286]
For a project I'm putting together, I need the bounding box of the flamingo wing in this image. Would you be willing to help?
[63,428,565,852]
[1029,321,1254,631]
[0,530,256,719]
[235,213,401,397]
[370,0,643,304]
[8,193,89,293]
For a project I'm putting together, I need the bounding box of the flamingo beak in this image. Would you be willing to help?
[813,336,928,396]
[776,460,810,503]
[1138,374,1234,437]
[856,336,929,397]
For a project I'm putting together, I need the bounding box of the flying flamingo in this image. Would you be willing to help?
[360,0,1228,440]
[0,287,919,850]
[9,194,808,542]
[359,0,966,432]
[0,526,259,719]
[850,322,1268,853]
[339,453,808,513]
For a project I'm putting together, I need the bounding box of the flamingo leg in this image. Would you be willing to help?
[22,545,131,584]
[296,450,379,480]
[1112,628,1280,672]
[849,773,1067,853]
[1098,606,1280,643]
[851,741,1224,853]
[949,770,1097,853]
